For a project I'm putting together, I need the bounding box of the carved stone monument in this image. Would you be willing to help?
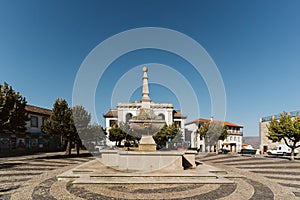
[128,66,165,151]
[99,67,195,171]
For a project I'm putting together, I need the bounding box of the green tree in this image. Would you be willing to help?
[108,122,140,147]
[87,124,107,144]
[268,112,300,160]
[172,131,184,143]
[81,124,107,150]
[108,124,126,147]
[153,123,181,147]
[72,105,91,133]
[43,98,77,155]
[72,105,91,154]
[198,121,228,152]
[119,122,141,143]
[0,82,29,133]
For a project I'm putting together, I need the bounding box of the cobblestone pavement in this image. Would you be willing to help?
[0,152,299,199]
[199,153,300,199]
[0,152,95,200]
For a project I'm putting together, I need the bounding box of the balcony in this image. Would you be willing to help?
[227,130,243,136]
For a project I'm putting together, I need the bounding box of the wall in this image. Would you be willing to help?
[260,120,284,153]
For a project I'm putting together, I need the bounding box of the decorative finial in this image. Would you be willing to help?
[143,66,148,72]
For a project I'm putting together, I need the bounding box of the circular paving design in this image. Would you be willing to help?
[1,152,299,199]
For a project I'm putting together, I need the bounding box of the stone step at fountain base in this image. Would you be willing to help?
[57,159,235,185]
[72,174,233,185]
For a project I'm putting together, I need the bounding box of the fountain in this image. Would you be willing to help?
[99,67,196,172]
[129,109,165,151]
[128,67,166,151]
[57,67,232,185]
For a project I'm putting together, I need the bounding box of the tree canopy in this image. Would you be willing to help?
[43,98,77,155]
[153,123,181,147]
[85,124,107,145]
[108,123,127,147]
[108,122,140,147]
[72,105,91,132]
[0,82,29,133]
[43,100,107,155]
[268,112,300,160]
[198,121,228,151]
[43,98,73,137]
[72,105,90,144]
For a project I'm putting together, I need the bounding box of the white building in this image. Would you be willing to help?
[185,118,243,152]
[103,67,187,144]
[260,110,300,153]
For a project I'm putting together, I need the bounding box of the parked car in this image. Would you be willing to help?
[267,144,299,156]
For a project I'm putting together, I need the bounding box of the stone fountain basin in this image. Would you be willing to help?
[129,119,165,136]
[100,149,192,172]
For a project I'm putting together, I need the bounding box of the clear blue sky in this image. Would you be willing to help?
[1,0,300,136]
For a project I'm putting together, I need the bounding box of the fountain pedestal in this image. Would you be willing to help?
[100,149,186,172]
[138,135,156,151]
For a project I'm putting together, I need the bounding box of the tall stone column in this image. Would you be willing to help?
[141,66,151,108]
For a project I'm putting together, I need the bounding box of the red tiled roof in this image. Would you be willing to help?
[103,109,118,117]
[25,105,52,116]
[185,118,210,125]
[223,121,243,128]
[185,118,243,128]
[173,110,187,119]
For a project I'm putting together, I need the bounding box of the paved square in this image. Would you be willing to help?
[0,152,299,199]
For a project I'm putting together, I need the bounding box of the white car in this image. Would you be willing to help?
[267,144,299,156]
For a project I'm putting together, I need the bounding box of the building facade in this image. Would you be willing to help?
[185,118,243,152]
[260,110,300,153]
[0,105,60,153]
[103,67,187,145]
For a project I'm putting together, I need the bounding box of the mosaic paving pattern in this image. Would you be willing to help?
[0,152,93,200]
[0,152,299,199]
[200,153,300,199]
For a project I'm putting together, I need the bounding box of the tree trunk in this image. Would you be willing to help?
[76,143,80,156]
[290,149,295,161]
[65,139,72,156]
[216,141,220,154]
[283,139,295,161]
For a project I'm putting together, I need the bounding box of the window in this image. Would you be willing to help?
[110,120,117,127]
[175,121,181,127]
[158,113,165,120]
[31,116,38,127]
[125,113,133,122]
